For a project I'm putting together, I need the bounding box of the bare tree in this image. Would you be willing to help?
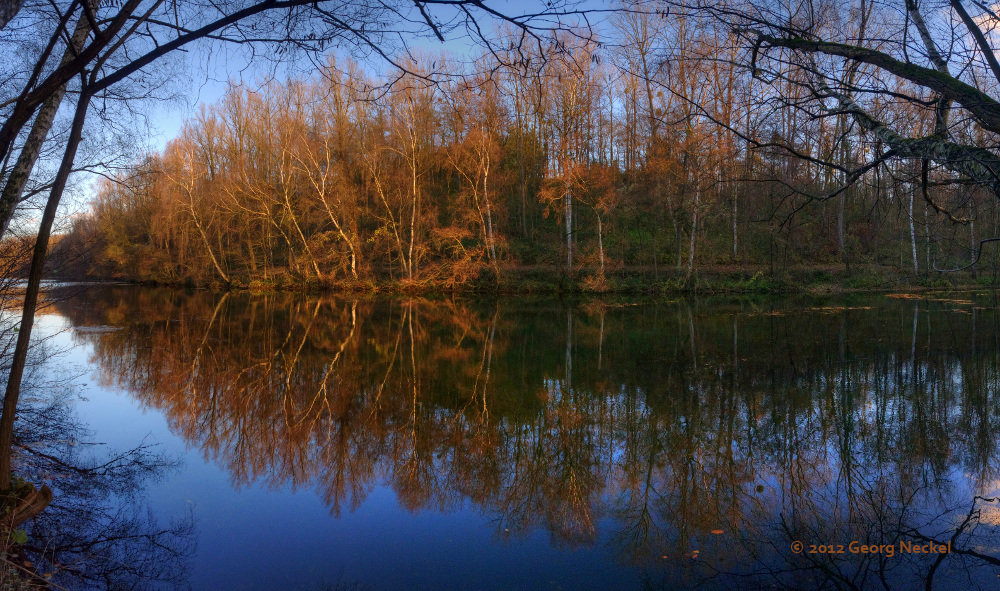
[0,0,596,494]
[664,0,1000,211]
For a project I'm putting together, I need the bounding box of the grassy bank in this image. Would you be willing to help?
[0,479,44,590]
[110,263,996,295]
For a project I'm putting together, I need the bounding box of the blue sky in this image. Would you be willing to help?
[141,0,614,152]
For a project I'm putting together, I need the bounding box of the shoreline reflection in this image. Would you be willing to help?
[54,288,1000,589]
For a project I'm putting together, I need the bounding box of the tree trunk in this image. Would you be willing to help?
[190,199,229,283]
[910,187,919,276]
[481,150,499,276]
[837,191,846,265]
[970,219,977,280]
[688,185,699,275]
[925,201,931,275]
[0,87,91,492]
[732,189,738,261]
[597,212,605,278]
[409,152,418,280]
[516,84,528,238]
[0,2,95,239]
[565,177,573,269]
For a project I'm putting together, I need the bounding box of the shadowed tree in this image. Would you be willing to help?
[663,0,1000,249]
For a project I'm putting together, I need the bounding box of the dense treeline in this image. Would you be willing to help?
[55,9,1000,288]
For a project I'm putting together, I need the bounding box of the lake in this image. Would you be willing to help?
[15,286,1000,590]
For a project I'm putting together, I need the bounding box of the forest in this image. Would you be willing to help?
[51,6,1000,292]
[6,1,1000,587]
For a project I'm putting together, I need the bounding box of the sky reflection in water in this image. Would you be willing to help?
[29,287,1000,590]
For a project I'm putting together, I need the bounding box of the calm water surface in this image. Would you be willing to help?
[20,287,1000,590]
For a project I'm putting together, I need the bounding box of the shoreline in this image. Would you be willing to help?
[47,264,998,296]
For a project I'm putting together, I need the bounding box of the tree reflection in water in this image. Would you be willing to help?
[55,288,1000,590]
[10,332,193,589]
